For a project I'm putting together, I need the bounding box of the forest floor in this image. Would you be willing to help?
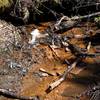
[0,20,100,100]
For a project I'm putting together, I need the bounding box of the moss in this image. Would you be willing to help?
[0,0,13,13]
[94,16,100,27]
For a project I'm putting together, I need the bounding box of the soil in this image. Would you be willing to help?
[0,21,100,100]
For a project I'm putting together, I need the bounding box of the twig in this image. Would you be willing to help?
[46,58,80,92]
[73,3,100,11]
[86,41,91,52]
[48,45,60,60]
[38,1,59,19]
[39,68,55,76]
[67,42,86,55]
[71,12,100,20]
[0,89,39,100]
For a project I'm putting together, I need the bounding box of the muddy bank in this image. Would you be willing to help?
[0,0,100,99]
[0,21,100,100]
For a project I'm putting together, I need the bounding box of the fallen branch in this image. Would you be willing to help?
[86,41,91,52]
[54,12,100,32]
[54,19,78,32]
[55,16,70,29]
[46,58,80,93]
[73,3,100,10]
[70,12,100,21]
[0,89,39,100]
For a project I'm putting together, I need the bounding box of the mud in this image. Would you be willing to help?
[0,22,100,100]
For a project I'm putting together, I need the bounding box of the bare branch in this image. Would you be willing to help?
[46,58,80,93]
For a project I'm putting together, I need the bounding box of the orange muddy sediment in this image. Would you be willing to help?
[0,22,99,100]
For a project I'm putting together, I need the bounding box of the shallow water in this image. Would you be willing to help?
[0,22,100,100]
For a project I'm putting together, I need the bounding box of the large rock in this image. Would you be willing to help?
[0,20,21,52]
